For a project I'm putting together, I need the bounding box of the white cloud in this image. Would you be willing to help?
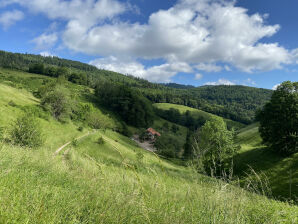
[272,83,280,90]
[194,73,203,80]
[90,56,192,83]
[60,0,290,73]
[243,78,256,86]
[40,51,56,57]
[1,0,126,25]
[205,78,235,86]
[3,0,298,82]
[0,9,24,29]
[195,63,222,72]
[32,33,58,50]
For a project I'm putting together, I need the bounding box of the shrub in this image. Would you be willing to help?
[72,139,78,147]
[10,114,44,148]
[8,100,16,107]
[78,126,84,132]
[97,136,105,145]
[41,84,71,122]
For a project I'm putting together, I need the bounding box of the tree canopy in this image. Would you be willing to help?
[95,83,154,128]
[257,81,298,155]
[193,117,238,176]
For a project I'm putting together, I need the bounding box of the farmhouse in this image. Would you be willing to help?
[146,128,161,140]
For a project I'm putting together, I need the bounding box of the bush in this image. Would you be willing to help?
[78,126,84,132]
[97,136,105,145]
[41,84,71,122]
[72,139,78,147]
[10,114,44,148]
[8,100,16,107]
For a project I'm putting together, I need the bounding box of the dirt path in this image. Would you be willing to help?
[53,131,94,156]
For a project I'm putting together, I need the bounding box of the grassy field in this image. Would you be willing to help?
[0,130,297,223]
[154,103,245,130]
[0,70,297,223]
[234,123,298,203]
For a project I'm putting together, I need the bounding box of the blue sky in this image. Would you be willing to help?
[0,0,297,89]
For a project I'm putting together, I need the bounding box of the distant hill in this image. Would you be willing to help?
[0,50,272,124]
[154,103,245,130]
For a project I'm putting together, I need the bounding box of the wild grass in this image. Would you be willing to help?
[0,70,297,223]
[234,123,298,203]
[0,137,297,223]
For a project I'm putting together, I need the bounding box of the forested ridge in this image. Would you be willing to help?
[0,50,272,124]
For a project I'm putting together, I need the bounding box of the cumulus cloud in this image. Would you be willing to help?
[272,83,280,90]
[90,56,192,82]
[40,51,56,57]
[32,33,58,50]
[62,0,291,72]
[1,0,126,25]
[205,78,235,86]
[194,73,203,80]
[195,63,222,72]
[243,78,256,86]
[3,0,298,82]
[0,9,24,29]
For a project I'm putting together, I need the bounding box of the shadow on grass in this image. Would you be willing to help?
[233,146,298,204]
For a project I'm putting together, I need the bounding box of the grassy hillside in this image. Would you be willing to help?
[154,103,245,130]
[0,50,273,124]
[234,123,298,203]
[0,69,297,223]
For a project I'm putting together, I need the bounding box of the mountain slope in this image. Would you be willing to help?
[234,123,298,202]
[154,103,245,130]
[0,50,272,124]
[0,68,297,223]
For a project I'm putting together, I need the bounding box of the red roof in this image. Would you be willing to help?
[147,128,161,137]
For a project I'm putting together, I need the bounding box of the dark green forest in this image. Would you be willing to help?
[0,50,272,124]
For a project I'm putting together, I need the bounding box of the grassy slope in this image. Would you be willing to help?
[0,69,118,151]
[154,103,245,130]
[234,123,298,203]
[0,71,297,223]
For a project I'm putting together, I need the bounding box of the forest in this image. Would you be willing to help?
[0,50,272,124]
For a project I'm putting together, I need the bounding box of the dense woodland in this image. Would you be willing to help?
[0,50,272,124]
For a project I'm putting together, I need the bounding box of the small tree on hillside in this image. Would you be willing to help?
[41,85,71,121]
[10,114,44,148]
[193,117,238,177]
[257,81,298,155]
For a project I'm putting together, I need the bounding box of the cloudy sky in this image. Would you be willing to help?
[0,0,297,89]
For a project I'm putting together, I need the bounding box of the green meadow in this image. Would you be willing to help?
[0,69,297,223]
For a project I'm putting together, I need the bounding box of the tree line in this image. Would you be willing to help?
[0,50,273,125]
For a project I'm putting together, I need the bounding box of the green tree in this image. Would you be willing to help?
[29,63,45,74]
[10,114,44,148]
[257,81,298,155]
[183,130,193,159]
[193,117,238,176]
[155,134,183,158]
[41,84,71,121]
